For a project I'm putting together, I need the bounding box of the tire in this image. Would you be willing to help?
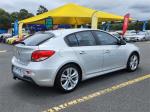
[55,64,81,92]
[127,53,139,72]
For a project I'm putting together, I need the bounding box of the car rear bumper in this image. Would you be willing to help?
[13,70,36,84]
[11,57,57,87]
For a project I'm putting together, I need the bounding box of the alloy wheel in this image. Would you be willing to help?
[129,55,138,71]
[60,67,79,91]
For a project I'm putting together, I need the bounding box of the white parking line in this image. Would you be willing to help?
[0,50,7,53]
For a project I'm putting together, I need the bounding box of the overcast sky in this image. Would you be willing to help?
[0,0,150,20]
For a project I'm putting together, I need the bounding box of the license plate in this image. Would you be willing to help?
[13,66,24,77]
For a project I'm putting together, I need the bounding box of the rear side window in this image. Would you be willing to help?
[23,33,53,46]
[65,34,78,47]
[75,31,96,46]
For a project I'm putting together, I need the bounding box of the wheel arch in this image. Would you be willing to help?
[128,51,140,64]
[54,62,83,85]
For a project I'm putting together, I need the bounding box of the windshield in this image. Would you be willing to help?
[23,33,54,46]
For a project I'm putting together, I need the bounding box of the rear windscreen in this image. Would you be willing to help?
[23,33,54,46]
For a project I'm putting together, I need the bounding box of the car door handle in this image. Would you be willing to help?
[79,51,86,55]
[105,50,110,53]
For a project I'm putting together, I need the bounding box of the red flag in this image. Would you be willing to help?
[122,13,130,36]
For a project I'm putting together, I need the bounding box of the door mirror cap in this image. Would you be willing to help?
[117,39,126,45]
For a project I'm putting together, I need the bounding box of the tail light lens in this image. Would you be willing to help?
[31,50,55,62]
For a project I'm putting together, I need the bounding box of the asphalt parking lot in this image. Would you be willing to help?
[0,42,150,112]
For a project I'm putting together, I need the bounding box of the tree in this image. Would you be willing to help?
[0,8,11,28]
[37,5,48,15]
[10,12,19,23]
[147,21,150,30]
[18,9,34,20]
[110,23,122,31]
[0,8,34,29]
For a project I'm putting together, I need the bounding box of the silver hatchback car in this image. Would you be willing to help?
[12,29,140,92]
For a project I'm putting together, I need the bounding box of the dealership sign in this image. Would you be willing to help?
[45,17,53,29]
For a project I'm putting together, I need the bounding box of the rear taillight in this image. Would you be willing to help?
[31,50,55,62]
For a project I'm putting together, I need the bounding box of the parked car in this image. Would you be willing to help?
[137,31,150,41]
[2,33,11,38]
[145,31,150,40]
[0,33,12,43]
[125,31,150,42]
[136,32,146,41]
[124,31,138,42]
[0,34,3,42]
[0,34,3,37]
[12,29,140,92]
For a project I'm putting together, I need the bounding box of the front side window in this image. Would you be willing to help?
[113,33,121,39]
[94,31,118,45]
[75,31,96,46]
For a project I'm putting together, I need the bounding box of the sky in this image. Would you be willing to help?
[0,0,150,20]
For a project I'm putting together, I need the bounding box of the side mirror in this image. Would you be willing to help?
[117,39,126,45]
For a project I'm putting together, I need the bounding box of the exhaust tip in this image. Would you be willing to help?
[13,77,17,80]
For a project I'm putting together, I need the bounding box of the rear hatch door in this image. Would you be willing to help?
[14,33,54,64]
[14,44,38,64]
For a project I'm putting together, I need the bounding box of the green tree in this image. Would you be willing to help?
[37,5,48,15]
[0,8,34,29]
[110,22,122,31]
[18,9,34,20]
[0,8,11,28]
[10,12,19,23]
[10,10,34,22]
[147,21,150,30]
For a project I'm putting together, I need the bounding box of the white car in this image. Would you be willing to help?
[125,31,138,42]
[2,33,11,38]
[0,34,3,37]
[136,33,146,41]
[138,31,150,41]
[12,29,140,92]
[125,31,150,42]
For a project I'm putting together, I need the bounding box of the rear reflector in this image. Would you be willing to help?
[31,50,55,62]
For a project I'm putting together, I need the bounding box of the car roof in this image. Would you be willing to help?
[45,28,99,37]
[109,32,119,35]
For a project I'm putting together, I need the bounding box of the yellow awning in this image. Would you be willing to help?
[19,3,126,25]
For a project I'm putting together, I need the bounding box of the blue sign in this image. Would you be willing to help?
[27,24,47,32]
[45,18,53,29]
[58,24,71,29]
[13,20,18,36]
[0,29,7,34]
